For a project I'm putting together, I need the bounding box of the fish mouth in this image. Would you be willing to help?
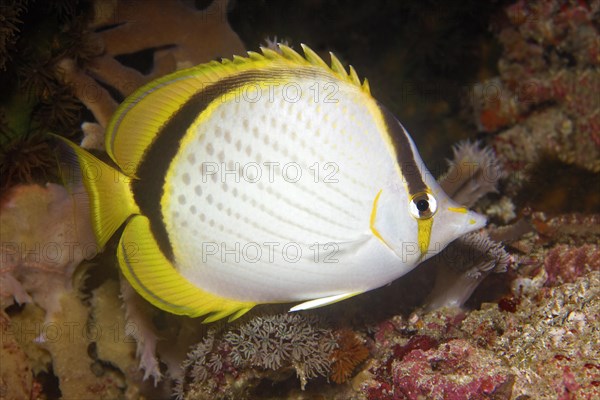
[463,210,487,233]
[448,209,487,238]
[425,208,487,261]
[439,202,487,235]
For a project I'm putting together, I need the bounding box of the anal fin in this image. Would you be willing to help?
[118,215,255,321]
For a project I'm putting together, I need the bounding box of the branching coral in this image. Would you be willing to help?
[5,2,597,399]
[2,2,247,396]
[58,0,245,147]
[0,183,123,398]
[119,278,163,385]
[0,0,243,390]
[90,279,156,399]
[93,0,244,75]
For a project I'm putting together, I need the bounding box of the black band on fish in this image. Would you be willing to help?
[377,103,428,196]
[133,68,333,261]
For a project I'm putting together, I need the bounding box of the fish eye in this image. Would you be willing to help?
[409,192,437,219]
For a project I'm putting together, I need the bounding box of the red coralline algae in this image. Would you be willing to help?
[543,354,600,400]
[497,296,520,313]
[363,312,512,400]
[356,270,599,400]
[373,320,399,347]
[543,244,600,286]
[392,340,512,400]
[392,335,439,361]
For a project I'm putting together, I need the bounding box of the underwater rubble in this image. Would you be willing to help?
[1,0,599,399]
[355,269,599,400]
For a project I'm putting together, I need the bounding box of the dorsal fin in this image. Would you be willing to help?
[257,44,370,95]
[105,44,371,175]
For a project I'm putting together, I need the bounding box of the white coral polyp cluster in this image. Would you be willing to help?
[174,313,337,399]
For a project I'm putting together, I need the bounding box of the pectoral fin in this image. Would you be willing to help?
[289,292,363,312]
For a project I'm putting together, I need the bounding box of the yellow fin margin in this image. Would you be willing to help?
[299,44,329,69]
[239,43,370,94]
[251,43,369,93]
[329,52,347,75]
[118,215,255,321]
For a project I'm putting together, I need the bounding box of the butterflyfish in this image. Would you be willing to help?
[58,44,486,322]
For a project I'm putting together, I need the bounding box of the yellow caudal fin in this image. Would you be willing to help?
[118,215,255,321]
[52,134,139,248]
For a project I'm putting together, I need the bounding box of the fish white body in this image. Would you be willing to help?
[62,44,486,321]
[166,75,404,302]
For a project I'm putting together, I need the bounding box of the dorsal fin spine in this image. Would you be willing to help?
[259,47,281,60]
[280,44,308,64]
[232,54,246,64]
[363,78,371,92]
[348,65,361,86]
[247,51,263,61]
[218,44,371,97]
[329,52,347,75]
[236,44,370,95]
[299,44,329,69]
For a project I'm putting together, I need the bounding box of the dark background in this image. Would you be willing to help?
[228,0,506,169]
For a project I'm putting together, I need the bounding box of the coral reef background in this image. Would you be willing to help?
[1,0,599,399]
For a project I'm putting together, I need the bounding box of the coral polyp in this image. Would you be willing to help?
[174,313,337,399]
[329,329,370,384]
